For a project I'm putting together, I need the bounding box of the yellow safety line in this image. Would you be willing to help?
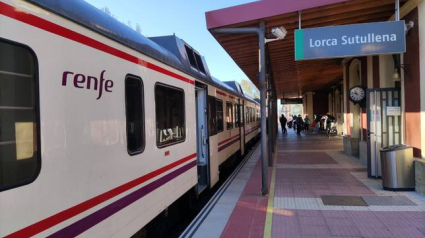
[263,148,277,238]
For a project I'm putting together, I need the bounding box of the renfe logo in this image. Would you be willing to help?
[62,70,113,100]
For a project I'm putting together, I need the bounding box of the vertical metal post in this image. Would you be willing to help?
[298,11,302,29]
[271,96,276,153]
[267,76,273,166]
[395,0,400,21]
[210,24,272,195]
[259,22,268,195]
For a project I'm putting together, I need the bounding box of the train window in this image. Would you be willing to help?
[194,53,206,74]
[125,75,144,155]
[216,99,223,132]
[0,40,40,191]
[251,108,255,122]
[226,102,233,130]
[208,96,217,135]
[234,104,239,128]
[155,84,185,147]
[185,45,205,74]
[246,108,250,123]
[185,45,197,69]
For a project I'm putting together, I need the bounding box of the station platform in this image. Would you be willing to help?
[181,130,425,238]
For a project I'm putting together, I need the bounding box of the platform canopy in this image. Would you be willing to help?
[206,0,407,98]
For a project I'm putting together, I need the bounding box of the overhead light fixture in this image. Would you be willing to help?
[265,26,287,44]
[271,26,287,40]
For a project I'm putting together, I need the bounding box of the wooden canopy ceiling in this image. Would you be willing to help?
[206,0,407,98]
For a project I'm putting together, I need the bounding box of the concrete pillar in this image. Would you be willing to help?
[303,92,313,118]
[367,56,373,89]
[343,64,348,135]
[419,1,425,158]
[379,55,396,88]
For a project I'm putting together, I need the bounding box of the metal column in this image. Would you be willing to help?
[267,75,273,166]
[259,22,268,195]
[210,24,269,195]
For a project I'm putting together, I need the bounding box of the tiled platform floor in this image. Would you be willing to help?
[186,129,425,238]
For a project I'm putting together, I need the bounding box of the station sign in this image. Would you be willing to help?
[281,98,303,105]
[295,21,406,61]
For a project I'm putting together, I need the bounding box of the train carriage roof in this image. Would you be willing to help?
[26,0,186,74]
[26,0,257,104]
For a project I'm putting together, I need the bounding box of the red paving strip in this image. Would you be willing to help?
[218,131,425,238]
[272,209,425,238]
[220,157,271,238]
[276,152,337,164]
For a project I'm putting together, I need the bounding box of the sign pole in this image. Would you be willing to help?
[298,11,302,29]
[395,0,400,21]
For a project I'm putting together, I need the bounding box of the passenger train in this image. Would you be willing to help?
[0,0,260,237]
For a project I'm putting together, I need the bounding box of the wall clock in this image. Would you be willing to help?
[348,86,366,104]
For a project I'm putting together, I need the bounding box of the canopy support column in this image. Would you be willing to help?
[258,22,269,195]
[267,74,273,166]
[211,23,269,195]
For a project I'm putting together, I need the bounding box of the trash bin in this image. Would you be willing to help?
[380,145,414,191]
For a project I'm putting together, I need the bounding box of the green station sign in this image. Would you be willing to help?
[295,21,406,61]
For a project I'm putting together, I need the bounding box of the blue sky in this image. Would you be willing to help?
[84,0,258,84]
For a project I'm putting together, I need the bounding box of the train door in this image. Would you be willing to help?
[195,84,209,194]
[239,100,245,155]
[367,88,401,178]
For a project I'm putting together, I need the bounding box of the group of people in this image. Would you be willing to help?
[279,114,311,135]
[279,113,336,137]
[317,114,336,138]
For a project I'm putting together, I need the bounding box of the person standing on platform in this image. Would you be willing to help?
[304,115,311,132]
[293,115,297,131]
[280,114,287,134]
[296,114,303,135]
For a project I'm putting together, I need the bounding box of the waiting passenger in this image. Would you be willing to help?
[304,115,311,132]
[296,115,303,135]
[279,114,287,134]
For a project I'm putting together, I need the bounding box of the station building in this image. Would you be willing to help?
[205,0,425,195]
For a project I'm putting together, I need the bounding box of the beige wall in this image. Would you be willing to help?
[349,59,362,139]
[379,54,396,88]
[367,56,373,88]
[343,64,348,135]
[307,92,313,118]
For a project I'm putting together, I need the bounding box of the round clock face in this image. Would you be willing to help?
[349,86,365,103]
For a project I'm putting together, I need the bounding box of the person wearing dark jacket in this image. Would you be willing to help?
[296,114,303,135]
[279,114,287,134]
[304,115,311,132]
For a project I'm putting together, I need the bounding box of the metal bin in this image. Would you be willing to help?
[380,145,414,191]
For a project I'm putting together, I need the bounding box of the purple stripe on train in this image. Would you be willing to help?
[218,136,240,152]
[47,161,197,238]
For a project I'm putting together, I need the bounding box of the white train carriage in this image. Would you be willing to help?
[243,98,261,145]
[0,0,260,237]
